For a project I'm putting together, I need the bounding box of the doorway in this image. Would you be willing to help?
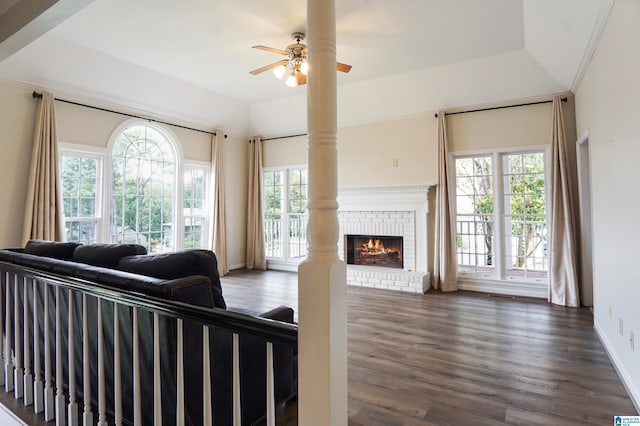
[577,131,594,307]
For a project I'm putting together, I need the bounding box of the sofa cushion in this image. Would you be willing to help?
[118,249,226,308]
[24,239,81,260]
[73,243,147,268]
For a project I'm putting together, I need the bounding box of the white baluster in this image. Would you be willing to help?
[97,299,107,426]
[266,341,275,426]
[0,273,5,388]
[233,333,241,426]
[44,283,54,421]
[33,280,44,414]
[55,286,66,426]
[68,290,78,426]
[14,274,24,398]
[153,312,162,425]
[114,303,122,426]
[5,272,14,392]
[23,277,33,406]
[202,326,212,426]
[176,319,184,426]
[81,294,92,426]
[133,307,141,426]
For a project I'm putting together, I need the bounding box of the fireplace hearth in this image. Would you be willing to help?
[345,234,403,269]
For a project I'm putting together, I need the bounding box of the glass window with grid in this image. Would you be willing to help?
[502,152,548,280]
[61,152,101,244]
[183,165,208,249]
[455,155,495,277]
[263,167,308,261]
[111,125,176,253]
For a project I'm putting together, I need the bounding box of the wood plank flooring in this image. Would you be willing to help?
[221,269,638,425]
[1,269,635,425]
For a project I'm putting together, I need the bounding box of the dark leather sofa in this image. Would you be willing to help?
[0,240,296,426]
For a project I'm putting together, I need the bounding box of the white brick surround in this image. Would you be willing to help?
[337,185,433,293]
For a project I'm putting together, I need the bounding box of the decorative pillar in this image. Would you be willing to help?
[298,0,348,424]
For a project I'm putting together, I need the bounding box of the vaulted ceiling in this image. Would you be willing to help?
[0,0,610,136]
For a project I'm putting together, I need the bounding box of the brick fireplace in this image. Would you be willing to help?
[337,185,432,293]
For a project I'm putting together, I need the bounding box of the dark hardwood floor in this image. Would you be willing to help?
[221,268,638,426]
[1,269,635,425]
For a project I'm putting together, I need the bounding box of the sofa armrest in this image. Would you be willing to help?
[259,305,295,324]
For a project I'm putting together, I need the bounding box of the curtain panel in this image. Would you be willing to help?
[548,96,581,307]
[246,137,266,270]
[433,112,457,291]
[210,131,228,276]
[22,91,65,244]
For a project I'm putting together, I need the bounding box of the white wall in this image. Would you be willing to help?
[0,82,34,247]
[575,0,640,409]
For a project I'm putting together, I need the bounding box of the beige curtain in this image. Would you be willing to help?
[548,96,580,307]
[246,137,266,270]
[210,131,228,276]
[433,111,457,291]
[22,91,65,244]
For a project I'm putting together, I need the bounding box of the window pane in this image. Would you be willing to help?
[455,156,494,276]
[111,125,175,253]
[264,168,307,261]
[503,152,547,281]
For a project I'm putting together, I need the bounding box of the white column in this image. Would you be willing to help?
[298,0,348,424]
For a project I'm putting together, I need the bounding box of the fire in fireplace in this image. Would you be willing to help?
[345,234,403,269]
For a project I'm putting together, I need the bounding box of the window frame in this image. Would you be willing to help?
[59,142,105,244]
[263,165,308,269]
[183,160,211,250]
[107,120,183,253]
[451,145,551,290]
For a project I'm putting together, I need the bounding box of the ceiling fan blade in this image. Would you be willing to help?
[336,62,352,73]
[249,59,288,75]
[296,73,307,86]
[252,45,289,56]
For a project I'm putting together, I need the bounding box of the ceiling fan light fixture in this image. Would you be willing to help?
[286,73,298,87]
[300,61,309,75]
[272,64,286,79]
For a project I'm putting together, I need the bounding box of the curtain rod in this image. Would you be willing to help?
[261,133,307,142]
[434,97,568,118]
[32,91,226,138]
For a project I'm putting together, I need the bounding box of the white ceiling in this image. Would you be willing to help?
[0,0,609,136]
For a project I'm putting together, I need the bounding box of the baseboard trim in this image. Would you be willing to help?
[594,319,640,413]
[457,278,547,299]
[228,263,246,271]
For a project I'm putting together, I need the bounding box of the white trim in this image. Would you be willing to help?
[228,263,246,271]
[450,144,550,157]
[0,403,28,426]
[457,277,547,299]
[266,259,301,272]
[58,142,107,155]
[594,319,640,413]
[571,0,615,92]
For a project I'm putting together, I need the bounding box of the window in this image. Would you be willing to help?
[61,151,102,244]
[183,164,209,249]
[110,124,177,253]
[59,122,211,253]
[263,167,308,262]
[454,150,548,284]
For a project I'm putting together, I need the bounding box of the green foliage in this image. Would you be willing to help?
[110,126,175,250]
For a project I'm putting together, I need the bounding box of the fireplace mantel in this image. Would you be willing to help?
[338,185,433,212]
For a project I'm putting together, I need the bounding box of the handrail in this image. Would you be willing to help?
[0,260,298,344]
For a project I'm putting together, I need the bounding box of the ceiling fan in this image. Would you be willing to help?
[249,32,352,87]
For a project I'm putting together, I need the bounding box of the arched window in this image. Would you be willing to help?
[110,123,178,253]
